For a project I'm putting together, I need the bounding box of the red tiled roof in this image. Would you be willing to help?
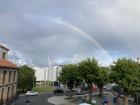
[0,59,18,69]
[0,45,9,51]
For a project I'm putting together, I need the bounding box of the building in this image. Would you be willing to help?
[32,65,62,86]
[0,45,18,105]
[33,66,48,86]
[47,65,62,82]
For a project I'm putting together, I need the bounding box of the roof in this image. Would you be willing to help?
[0,45,9,51]
[0,59,18,69]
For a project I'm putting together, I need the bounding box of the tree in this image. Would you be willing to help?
[59,64,81,97]
[110,58,140,105]
[18,65,35,92]
[95,67,109,96]
[78,58,99,104]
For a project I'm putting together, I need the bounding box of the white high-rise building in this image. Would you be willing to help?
[32,65,62,86]
[47,65,62,82]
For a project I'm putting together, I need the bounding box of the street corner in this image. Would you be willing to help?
[48,95,77,105]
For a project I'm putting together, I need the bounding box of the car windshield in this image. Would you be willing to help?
[28,91,35,93]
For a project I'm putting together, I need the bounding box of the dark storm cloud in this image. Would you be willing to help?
[0,0,140,65]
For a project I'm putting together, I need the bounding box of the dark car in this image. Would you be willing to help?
[53,88,64,94]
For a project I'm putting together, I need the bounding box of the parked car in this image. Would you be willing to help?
[26,91,38,96]
[104,83,116,91]
[53,88,64,94]
[72,88,81,95]
[106,85,113,91]
[79,103,91,105]
[65,88,69,92]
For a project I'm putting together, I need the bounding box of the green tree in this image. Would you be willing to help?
[95,67,109,96]
[59,64,81,97]
[18,65,35,92]
[78,58,99,104]
[110,58,140,105]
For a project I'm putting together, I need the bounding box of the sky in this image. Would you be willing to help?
[0,0,140,66]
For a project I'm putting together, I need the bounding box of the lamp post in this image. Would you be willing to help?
[33,71,35,91]
[44,68,46,87]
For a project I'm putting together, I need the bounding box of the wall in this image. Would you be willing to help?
[47,66,62,82]
[0,48,8,60]
[0,68,18,104]
[33,65,62,82]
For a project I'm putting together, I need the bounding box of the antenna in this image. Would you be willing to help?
[48,56,50,66]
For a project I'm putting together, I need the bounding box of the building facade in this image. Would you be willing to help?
[32,65,62,86]
[0,45,18,105]
[47,65,62,82]
[33,66,48,86]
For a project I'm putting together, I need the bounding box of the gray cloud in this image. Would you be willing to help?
[0,0,140,66]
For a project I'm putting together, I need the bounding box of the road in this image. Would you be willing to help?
[13,91,138,105]
[13,93,63,105]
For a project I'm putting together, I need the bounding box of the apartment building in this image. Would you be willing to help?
[0,45,18,105]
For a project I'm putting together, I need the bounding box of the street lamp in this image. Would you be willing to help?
[33,71,35,91]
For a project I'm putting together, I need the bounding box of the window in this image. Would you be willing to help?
[9,71,12,83]
[11,86,14,97]
[3,71,6,84]
[2,52,6,59]
[1,89,4,103]
[7,87,10,99]
[13,71,16,82]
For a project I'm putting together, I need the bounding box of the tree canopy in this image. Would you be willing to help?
[78,58,99,103]
[110,58,140,105]
[18,65,35,91]
[59,64,81,96]
[95,67,110,96]
[78,58,99,85]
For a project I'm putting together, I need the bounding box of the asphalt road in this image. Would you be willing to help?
[13,93,63,105]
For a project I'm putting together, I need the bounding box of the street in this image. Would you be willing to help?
[14,93,63,105]
[13,91,139,105]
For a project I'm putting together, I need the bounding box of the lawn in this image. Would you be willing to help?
[34,85,54,93]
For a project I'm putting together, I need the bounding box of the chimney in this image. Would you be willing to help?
[0,45,9,60]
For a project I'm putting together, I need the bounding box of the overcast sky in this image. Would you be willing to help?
[0,0,140,66]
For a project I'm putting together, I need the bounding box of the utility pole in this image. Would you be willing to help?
[44,68,46,87]
[33,70,35,91]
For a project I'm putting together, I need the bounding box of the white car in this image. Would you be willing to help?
[26,91,38,96]
[79,103,91,105]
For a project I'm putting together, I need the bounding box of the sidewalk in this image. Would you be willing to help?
[48,92,139,105]
[48,95,78,105]
[48,92,109,105]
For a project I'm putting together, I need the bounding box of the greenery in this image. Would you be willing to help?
[95,67,109,96]
[59,64,81,97]
[34,85,54,93]
[18,65,35,92]
[56,57,140,105]
[78,58,99,104]
[110,58,140,105]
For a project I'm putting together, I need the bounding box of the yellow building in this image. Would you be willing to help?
[0,45,18,105]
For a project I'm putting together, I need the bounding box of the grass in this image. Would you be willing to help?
[34,85,54,93]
